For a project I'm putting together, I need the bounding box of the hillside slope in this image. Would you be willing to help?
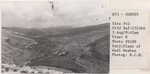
[2,28,40,65]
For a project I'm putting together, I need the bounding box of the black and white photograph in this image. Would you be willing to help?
[1,0,110,73]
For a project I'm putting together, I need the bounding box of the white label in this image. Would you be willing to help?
[111,9,149,69]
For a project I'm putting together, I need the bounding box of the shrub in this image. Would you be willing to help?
[20,70,28,73]
[5,68,9,72]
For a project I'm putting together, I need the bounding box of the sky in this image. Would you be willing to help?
[2,0,110,28]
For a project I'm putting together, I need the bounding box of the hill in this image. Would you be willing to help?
[2,23,110,73]
[28,23,110,73]
[2,26,73,37]
[2,28,40,65]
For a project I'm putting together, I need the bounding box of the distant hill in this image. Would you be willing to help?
[37,23,109,39]
[2,26,73,37]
